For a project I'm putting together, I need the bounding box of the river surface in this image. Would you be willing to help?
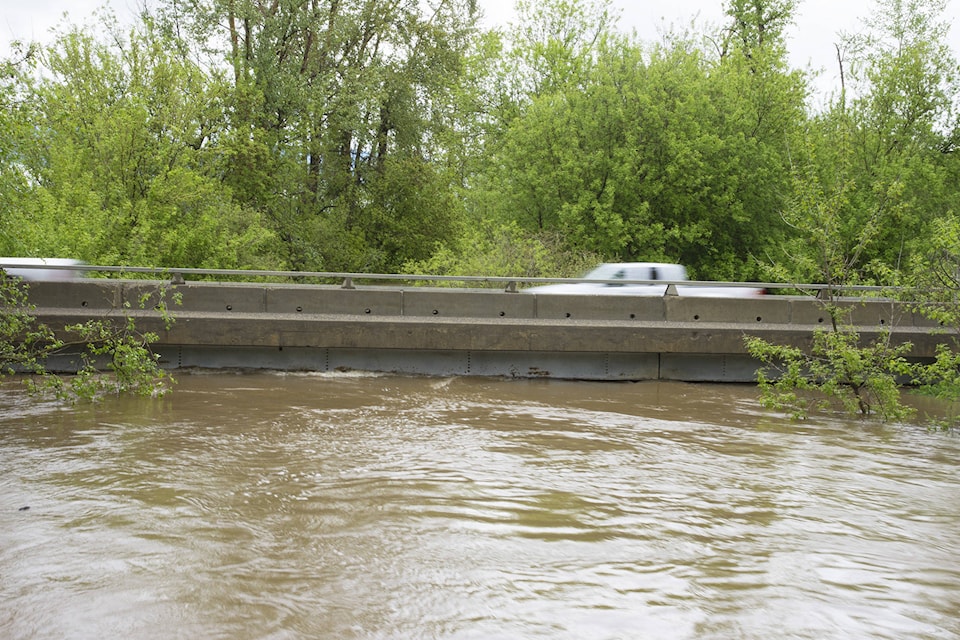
[1,373,958,639]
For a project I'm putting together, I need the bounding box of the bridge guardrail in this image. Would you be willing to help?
[11,274,944,331]
[10,266,954,378]
[0,261,921,297]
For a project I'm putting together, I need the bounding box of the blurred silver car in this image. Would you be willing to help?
[523,263,764,297]
[0,258,85,281]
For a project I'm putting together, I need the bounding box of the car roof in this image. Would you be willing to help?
[598,262,680,268]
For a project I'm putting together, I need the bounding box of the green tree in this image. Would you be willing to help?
[721,0,797,56]
[163,0,479,272]
[745,150,917,420]
[479,0,805,280]
[822,0,958,280]
[0,43,49,257]
[2,13,276,268]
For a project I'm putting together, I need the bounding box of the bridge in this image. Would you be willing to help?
[11,265,950,382]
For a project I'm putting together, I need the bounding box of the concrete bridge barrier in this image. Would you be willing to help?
[18,279,950,382]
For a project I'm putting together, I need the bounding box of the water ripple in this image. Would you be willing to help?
[1,375,958,639]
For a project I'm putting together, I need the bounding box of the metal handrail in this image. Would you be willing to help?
[0,261,905,294]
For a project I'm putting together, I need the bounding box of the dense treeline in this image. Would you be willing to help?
[1,0,958,285]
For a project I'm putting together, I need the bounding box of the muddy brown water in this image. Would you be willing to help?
[1,373,958,639]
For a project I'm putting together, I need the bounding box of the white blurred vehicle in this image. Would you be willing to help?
[0,258,85,281]
[523,263,765,297]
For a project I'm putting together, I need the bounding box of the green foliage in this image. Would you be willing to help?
[42,315,174,401]
[358,157,466,272]
[913,343,960,400]
[0,16,278,268]
[0,0,957,303]
[780,0,960,285]
[475,0,805,281]
[1,274,176,401]
[906,214,960,325]
[746,308,915,420]
[1,0,955,286]
[722,0,797,55]
[162,0,480,272]
[902,213,960,410]
[0,274,60,376]
[403,219,601,280]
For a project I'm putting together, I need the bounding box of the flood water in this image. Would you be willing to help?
[1,373,958,640]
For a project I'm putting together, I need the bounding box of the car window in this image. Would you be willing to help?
[608,269,627,286]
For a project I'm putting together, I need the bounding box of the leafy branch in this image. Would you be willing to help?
[747,141,917,421]
[746,305,915,420]
[1,272,177,401]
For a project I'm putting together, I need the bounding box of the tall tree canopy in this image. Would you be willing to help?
[158,0,480,271]
[0,0,958,287]
[475,0,805,279]
[765,0,960,285]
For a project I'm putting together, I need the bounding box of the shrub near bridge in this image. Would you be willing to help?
[0,272,176,400]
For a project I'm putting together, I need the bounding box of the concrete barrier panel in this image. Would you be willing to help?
[25,281,955,381]
[266,286,403,316]
[24,280,121,310]
[846,300,896,327]
[788,298,899,328]
[530,294,665,321]
[120,281,189,313]
[402,289,537,318]
[788,298,832,325]
[665,296,791,324]
[165,282,267,313]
